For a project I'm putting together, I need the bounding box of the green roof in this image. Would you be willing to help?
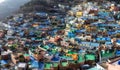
[44,63,52,69]
[24,54,29,57]
[85,54,95,60]
[61,62,68,67]
[53,62,59,67]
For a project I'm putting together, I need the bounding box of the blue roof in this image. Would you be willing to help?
[116,50,120,55]
[105,37,111,41]
[81,42,90,44]
[106,17,115,21]
[31,60,44,69]
[117,40,120,43]
[42,20,51,24]
[81,42,99,47]
[80,17,88,20]
[105,42,112,45]
[98,11,110,17]
[90,43,99,47]
[96,37,111,41]
[107,24,120,27]
[31,38,35,40]
[51,56,60,61]
[75,29,86,33]
[118,61,120,65]
[0,60,8,65]
[108,31,116,35]
[116,30,120,33]
[36,12,48,17]
[91,22,103,25]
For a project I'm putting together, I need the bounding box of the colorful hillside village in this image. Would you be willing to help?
[0,0,120,70]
